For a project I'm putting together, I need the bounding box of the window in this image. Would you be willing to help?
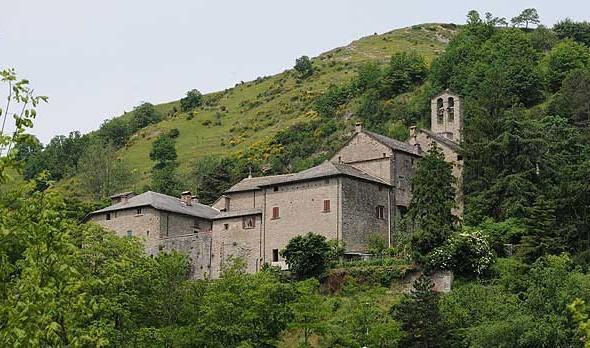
[106,213,111,221]
[243,216,256,229]
[193,219,200,229]
[146,230,150,237]
[272,249,279,262]
[273,186,279,192]
[383,152,387,158]
[447,97,455,123]
[272,207,280,219]
[323,200,331,212]
[376,205,385,220]
[136,208,142,215]
[457,155,463,161]
[437,98,444,124]
[324,178,330,184]
[224,224,229,230]
[127,230,133,237]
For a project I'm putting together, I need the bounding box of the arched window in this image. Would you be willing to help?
[437,98,444,124]
[447,97,455,123]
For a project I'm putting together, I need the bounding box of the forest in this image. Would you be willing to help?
[2,8,590,347]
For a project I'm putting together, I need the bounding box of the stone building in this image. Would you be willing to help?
[87,90,464,279]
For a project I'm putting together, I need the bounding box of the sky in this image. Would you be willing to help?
[1,0,588,144]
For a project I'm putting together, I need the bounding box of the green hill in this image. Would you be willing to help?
[113,24,456,187]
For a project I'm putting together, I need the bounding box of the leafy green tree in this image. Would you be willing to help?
[289,278,330,346]
[180,89,203,111]
[554,18,590,47]
[511,8,541,29]
[150,134,182,196]
[390,275,447,347]
[98,116,131,148]
[545,39,590,92]
[380,51,428,98]
[190,155,234,205]
[281,232,331,279]
[518,196,564,263]
[353,61,382,93]
[408,145,455,257]
[549,68,590,128]
[131,102,161,130]
[78,140,135,199]
[294,55,314,78]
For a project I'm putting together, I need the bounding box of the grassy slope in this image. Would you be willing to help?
[116,24,456,187]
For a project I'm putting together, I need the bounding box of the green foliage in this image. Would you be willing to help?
[150,134,182,196]
[427,229,494,277]
[549,68,590,128]
[131,102,161,130]
[380,51,428,98]
[390,275,447,347]
[408,145,455,257]
[314,83,353,116]
[294,55,314,78]
[98,116,132,148]
[545,39,590,91]
[281,232,331,279]
[554,18,590,47]
[149,134,178,167]
[511,8,540,29]
[179,89,203,111]
[78,140,135,199]
[289,278,330,346]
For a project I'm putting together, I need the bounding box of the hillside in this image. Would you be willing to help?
[111,24,456,188]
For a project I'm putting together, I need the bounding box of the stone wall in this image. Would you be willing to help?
[263,178,340,266]
[158,212,212,238]
[90,207,161,251]
[210,214,262,277]
[331,132,393,173]
[227,191,261,210]
[392,151,417,207]
[347,157,392,184]
[341,177,390,253]
[157,232,213,279]
[431,91,464,142]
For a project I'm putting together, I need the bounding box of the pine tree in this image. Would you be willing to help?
[518,196,563,263]
[408,145,456,257]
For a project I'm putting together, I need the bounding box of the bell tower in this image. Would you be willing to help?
[431,89,463,142]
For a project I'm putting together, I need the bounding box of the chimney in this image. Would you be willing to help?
[410,126,417,138]
[355,122,363,133]
[180,191,192,206]
[110,191,135,205]
[191,195,199,205]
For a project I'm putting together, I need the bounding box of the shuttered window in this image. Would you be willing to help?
[323,200,331,212]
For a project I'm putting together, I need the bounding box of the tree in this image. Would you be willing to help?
[281,232,331,279]
[380,51,428,98]
[78,140,135,199]
[549,68,590,128]
[554,18,590,47]
[390,275,447,347]
[511,8,540,29]
[98,116,131,148]
[289,278,330,346]
[518,196,563,263]
[131,102,161,130]
[408,145,456,257]
[180,89,203,111]
[545,39,590,92]
[294,55,314,78]
[150,134,182,196]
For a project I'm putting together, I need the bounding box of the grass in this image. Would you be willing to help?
[113,24,455,188]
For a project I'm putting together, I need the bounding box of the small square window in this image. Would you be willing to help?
[457,155,463,161]
[272,249,279,262]
[324,178,330,184]
[224,224,229,230]
[272,207,280,219]
[273,186,279,192]
[136,208,142,215]
[127,230,133,237]
[106,213,111,221]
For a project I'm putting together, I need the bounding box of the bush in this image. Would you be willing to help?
[168,128,180,138]
[427,229,494,277]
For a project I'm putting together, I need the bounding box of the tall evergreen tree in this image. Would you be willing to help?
[408,145,456,257]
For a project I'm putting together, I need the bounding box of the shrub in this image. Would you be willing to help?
[168,128,180,138]
[427,229,494,277]
[180,89,203,111]
[294,55,314,78]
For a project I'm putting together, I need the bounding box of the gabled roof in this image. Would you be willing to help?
[363,130,420,156]
[225,173,295,193]
[226,161,390,194]
[419,128,461,152]
[88,191,219,219]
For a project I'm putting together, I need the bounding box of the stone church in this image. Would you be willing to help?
[86,90,464,279]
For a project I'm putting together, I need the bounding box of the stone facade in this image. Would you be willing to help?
[88,89,464,279]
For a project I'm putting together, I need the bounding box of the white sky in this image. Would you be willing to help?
[2,0,588,144]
